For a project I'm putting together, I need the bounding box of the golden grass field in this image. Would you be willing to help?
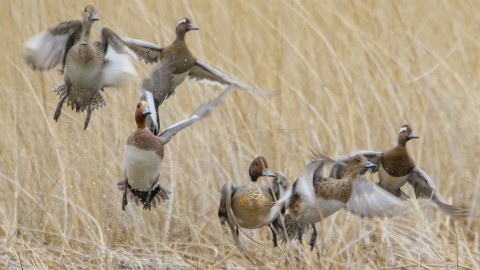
[1,0,479,269]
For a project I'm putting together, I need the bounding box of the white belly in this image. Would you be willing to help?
[123,145,162,190]
[296,198,345,224]
[378,164,409,192]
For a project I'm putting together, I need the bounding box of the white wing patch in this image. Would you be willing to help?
[102,46,137,87]
[143,89,158,133]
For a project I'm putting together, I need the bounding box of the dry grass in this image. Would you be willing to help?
[1,0,479,269]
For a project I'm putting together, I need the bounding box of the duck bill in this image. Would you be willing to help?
[187,23,199,31]
[142,108,151,116]
[361,162,377,174]
[89,12,99,21]
[408,133,419,140]
[262,168,275,177]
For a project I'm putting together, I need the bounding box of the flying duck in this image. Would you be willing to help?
[277,155,406,250]
[23,4,137,130]
[329,124,469,219]
[123,18,273,135]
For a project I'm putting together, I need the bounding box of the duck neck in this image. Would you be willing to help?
[176,32,187,43]
[81,22,94,45]
[343,171,358,183]
[136,118,147,129]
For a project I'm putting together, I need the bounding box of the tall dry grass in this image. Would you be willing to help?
[0,0,479,269]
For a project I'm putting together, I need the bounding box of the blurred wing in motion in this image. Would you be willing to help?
[271,172,290,202]
[23,20,82,71]
[293,159,330,204]
[101,28,137,87]
[158,85,234,143]
[408,167,469,219]
[122,37,164,63]
[189,60,278,96]
[346,178,408,218]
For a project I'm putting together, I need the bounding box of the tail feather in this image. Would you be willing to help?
[432,197,469,219]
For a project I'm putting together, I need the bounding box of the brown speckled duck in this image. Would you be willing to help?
[23,4,136,130]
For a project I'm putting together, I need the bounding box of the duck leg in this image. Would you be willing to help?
[268,224,278,247]
[309,223,317,250]
[84,103,93,130]
[121,179,129,211]
[54,92,69,122]
[143,182,159,209]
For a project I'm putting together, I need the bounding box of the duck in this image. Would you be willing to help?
[122,18,274,135]
[276,155,406,250]
[218,157,291,254]
[23,4,136,130]
[117,86,234,210]
[329,124,469,219]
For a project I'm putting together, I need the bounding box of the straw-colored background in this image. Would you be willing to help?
[1,1,478,269]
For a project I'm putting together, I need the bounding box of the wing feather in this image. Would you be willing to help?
[23,20,82,70]
[158,85,233,143]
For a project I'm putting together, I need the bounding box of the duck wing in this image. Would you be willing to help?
[122,37,164,63]
[189,60,277,96]
[158,85,233,143]
[346,178,407,218]
[408,167,469,219]
[100,28,137,87]
[218,183,249,255]
[24,20,82,71]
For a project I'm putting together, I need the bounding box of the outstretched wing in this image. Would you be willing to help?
[189,60,278,96]
[408,167,468,219]
[122,37,164,63]
[158,85,233,143]
[346,178,408,218]
[24,20,82,71]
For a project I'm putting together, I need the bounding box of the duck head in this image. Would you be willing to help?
[176,18,199,39]
[135,101,152,129]
[82,5,99,23]
[398,124,419,146]
[249,156,275,182]
[347,155,376,176]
